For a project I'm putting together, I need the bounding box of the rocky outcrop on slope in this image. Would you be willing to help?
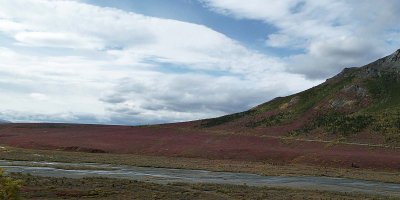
[355,49,400,78]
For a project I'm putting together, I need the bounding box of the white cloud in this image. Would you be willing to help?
[101,72,312,124]
[0,19,27,33]
[30,93,48,101]
[14,31,103,49]
[202,0,400,78]
[0,0,320,124]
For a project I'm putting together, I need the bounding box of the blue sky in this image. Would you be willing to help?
[83,0,283,55]
[0,0,399,125]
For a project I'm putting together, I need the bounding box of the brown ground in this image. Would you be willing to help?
[14,174,394,200]
[1,123,399,171]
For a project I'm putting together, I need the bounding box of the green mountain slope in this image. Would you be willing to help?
[201,49,400,145]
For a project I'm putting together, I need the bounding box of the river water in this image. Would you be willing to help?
[1,160,400,197]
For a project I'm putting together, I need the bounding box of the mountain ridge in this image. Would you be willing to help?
[0,119,11,124]
[199,49,400,146]
[333,49,400,79]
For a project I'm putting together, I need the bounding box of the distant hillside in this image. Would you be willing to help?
[0,119,11,124]
[200,49,400,146]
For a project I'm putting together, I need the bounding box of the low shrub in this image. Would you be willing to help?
[0,168,22,200]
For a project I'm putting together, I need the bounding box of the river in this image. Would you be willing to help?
[1,160,400,197]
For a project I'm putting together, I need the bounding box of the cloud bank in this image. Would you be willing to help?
[0,0,399,124]
[202,0,400,78]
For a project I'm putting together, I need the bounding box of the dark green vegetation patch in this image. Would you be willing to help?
[291,112,374,136]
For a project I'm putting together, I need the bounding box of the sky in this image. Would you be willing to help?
[0,0,400,125]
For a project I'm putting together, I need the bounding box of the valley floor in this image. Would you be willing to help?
[1,124,400,171]
[2,146,400,199]
[1,146,400,184]
[2,123,400,199]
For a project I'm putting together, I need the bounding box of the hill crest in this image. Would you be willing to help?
[200,49,400,146]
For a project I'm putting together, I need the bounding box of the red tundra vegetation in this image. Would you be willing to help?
[0,123,399,170]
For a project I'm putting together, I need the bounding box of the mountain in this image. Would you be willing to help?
[0,119,11,124]
[200,49,400,145]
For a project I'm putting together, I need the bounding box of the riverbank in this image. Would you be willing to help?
[2,159,400,197]
[1,146,400,184]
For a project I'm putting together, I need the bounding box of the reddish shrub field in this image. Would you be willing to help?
[0,123,399,170]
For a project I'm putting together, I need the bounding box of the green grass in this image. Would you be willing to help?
[0,168,22,200]
[245,112,293,127]
[372,110,400,145]
[365,73,400,112]
[252,96,290,113]
[291,76,354,115]
[357,73,400,144]
[292,112,375,136]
